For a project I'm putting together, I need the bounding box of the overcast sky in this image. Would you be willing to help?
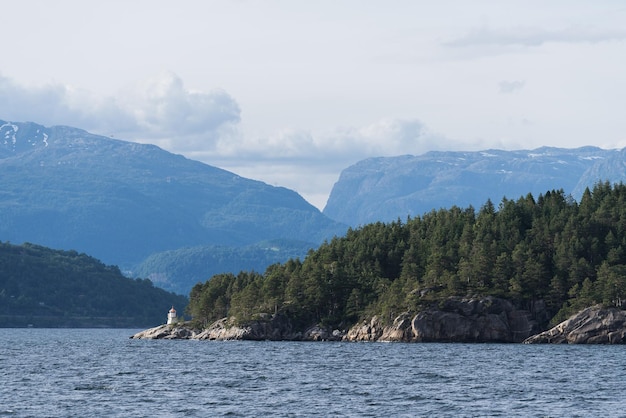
[2,1,626,209]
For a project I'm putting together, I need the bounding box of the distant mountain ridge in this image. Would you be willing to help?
[134,239,315,295]
[0,120,346,276]
[323,147,626,226]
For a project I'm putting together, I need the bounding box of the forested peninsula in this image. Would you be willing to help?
[171,182,626,342]
[0,242,187,327]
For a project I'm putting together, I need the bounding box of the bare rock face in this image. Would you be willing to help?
[343,297,544,343]
[379,313,414,342]
[195,315,305,340]
[411,297,541,343]
[523,305,626,344]
[303,325,345,341]
[194,318,250,340]
[131,324,199,340]
[131,315,345,341]
[343,316,385,342]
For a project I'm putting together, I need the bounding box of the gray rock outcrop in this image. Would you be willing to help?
[131,315,345,341]
[132,297,546,343]
[195,315,299,341]
[131,324,200,340]
[343,297,545,343]
[523,305,626,344]
[343,316,386,342]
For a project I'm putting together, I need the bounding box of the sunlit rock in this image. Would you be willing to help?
[524,305,626,344]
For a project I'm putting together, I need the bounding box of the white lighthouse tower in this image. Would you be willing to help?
[167,306,178,325]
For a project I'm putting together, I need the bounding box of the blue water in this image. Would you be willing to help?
[0,329,624,417]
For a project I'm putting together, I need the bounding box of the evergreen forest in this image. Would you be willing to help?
[0,242,187,327]
[188,182,626,330]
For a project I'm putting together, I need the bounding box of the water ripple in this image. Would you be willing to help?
[1,330,626,417]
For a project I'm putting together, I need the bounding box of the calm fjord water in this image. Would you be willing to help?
[1,328,624,417]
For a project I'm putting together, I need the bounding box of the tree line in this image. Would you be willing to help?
[188,182,626,329]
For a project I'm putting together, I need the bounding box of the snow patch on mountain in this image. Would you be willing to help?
[324,146,626,226]
[1,122,19,146]
[0,120,53,154]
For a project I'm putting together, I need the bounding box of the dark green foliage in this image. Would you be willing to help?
[188,182,626,329]
[0,242,187,327]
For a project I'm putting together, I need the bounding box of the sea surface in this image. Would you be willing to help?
[0,328,624,417]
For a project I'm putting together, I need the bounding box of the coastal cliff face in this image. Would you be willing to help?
[345,297,546,343]
[132,297,546,343]
[524,305,626,344]
[132,301,626,344]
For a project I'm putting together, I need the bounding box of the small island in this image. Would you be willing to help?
[133,183,626,344]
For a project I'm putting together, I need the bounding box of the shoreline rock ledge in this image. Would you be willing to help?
[345,297,546,343]
[523,305,626,344]
[131,316,346,341]
[131,297,546,342]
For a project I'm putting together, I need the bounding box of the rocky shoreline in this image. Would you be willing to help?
[523,305,626,344]
[131,297,626,344]
[131,316,346,341]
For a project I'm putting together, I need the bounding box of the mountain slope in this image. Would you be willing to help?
[134,239,315,295]
[0,241,187,327]
[323,147,626,226]
[0,120,346,268]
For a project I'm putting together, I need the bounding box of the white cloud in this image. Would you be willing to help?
[499,80,526,94]
[0,74,145,135]
[123,72,240,147]
[189,117,482,210]
[445,25,626,48]
[192,118,440,168]
[0,72,240,149]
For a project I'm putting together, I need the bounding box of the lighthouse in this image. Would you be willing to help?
[167,306,177,325]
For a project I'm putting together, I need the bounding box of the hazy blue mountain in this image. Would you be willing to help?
[134,239,314,295]
[323,147,626,226]
[0,120,347,275]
